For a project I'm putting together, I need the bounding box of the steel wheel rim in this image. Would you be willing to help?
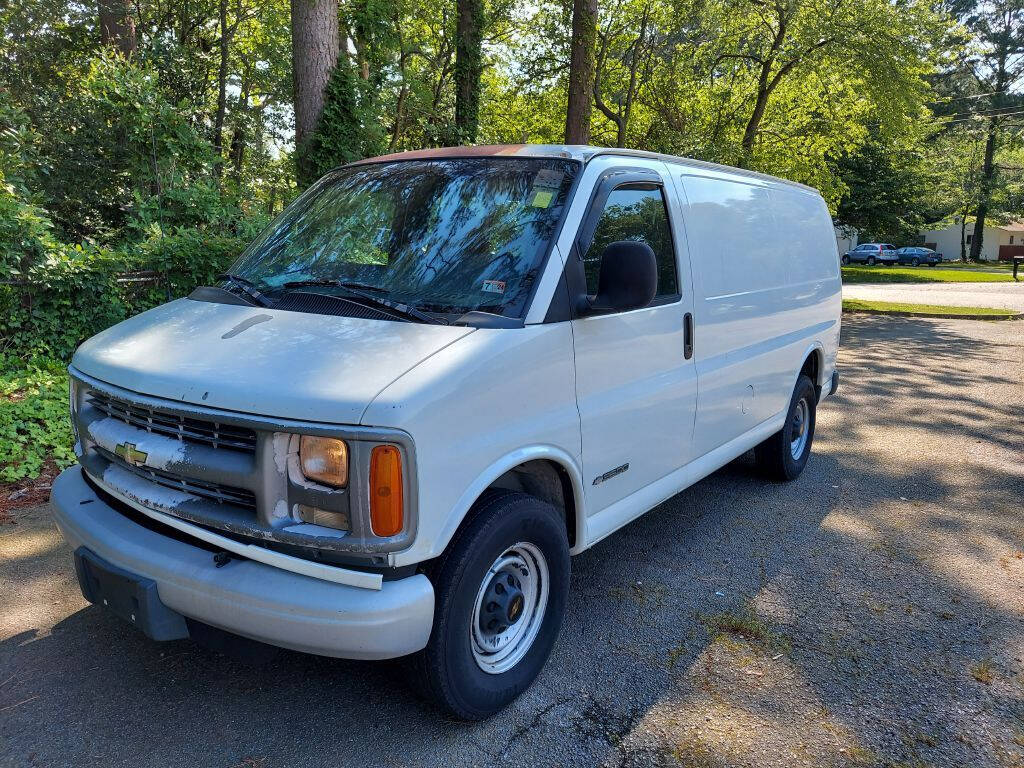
[470,542,549,675]
[790,398,810,460]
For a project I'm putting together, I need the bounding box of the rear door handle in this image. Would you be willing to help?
[683,312,694,360]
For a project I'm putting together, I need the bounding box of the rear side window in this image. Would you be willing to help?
[583,185,679,298]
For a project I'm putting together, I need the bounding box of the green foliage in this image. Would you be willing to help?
[0,354,75,482]
[834,129,932,243]
[41,52,228,242]
[135,230,249,299]
[301,59,387,185]
[0,99,57,278]
[0,232,247,359]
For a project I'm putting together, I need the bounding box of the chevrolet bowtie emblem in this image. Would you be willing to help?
[115,442,149,467]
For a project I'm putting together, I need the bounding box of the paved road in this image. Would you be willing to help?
[2,316,1023,768]
[843,281,1024,312]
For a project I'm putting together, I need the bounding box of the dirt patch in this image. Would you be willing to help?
[0,461,60,522]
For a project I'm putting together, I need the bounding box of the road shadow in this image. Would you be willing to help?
[1,316,1022,768]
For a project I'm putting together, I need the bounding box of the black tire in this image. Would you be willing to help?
[867,256,876,265]
[410,489,570,720]
[841,255,850,265]
[754,374,817,482]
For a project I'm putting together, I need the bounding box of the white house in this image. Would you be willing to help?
[922,218,1024,261]
[835,225,858,255]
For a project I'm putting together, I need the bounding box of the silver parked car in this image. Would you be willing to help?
[842,243,898,266]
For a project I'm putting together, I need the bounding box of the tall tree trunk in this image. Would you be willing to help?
[740,66,773,158]
[213,0,230,176]
[969,55,1008,262]
[98,0,137,56]
[291,0,340,182]
[969,123,998,262]
[739,14,789,163]
[564,0,598,144]
[960,209,969,262]
[453,0,484,145]
[389,83,408,151]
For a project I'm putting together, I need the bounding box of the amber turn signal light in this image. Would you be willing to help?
[369,444,403,537]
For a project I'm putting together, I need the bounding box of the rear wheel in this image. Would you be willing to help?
[755,375,817,481]
[411,490,570,720]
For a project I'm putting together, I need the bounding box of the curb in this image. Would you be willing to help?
[842,307,1023,321]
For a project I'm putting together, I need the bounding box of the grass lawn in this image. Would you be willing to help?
[934,260,1015,271]
[841,265,1013,284]
[842,299,1017,318]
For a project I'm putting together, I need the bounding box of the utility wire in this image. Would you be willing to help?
[930,88,1013,103]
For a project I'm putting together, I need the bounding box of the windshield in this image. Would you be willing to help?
[228,157,580,318]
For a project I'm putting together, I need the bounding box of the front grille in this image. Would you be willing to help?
[87,390,257,454]
[96,446,257,511]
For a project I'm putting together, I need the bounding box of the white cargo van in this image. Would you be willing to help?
[51,145,840,719]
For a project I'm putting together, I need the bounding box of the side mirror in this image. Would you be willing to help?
[581,240,658,315]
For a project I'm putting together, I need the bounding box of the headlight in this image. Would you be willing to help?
[299,435,349,487]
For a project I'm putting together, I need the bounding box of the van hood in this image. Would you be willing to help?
[71,298,475,424]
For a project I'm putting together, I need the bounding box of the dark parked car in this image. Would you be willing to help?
[895,247,942,266]
[842,243,898,265]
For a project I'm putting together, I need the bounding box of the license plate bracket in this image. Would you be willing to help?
[73,547,188,641]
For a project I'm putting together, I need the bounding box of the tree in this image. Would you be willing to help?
[453,0,485,144]
[593,0,657,147]
[97,0,137,56]
[565,0,598,143]
[291,0,340,183]
[834,129,931,243]
[961,0,1024,260]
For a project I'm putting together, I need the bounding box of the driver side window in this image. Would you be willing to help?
[583,185,679,299]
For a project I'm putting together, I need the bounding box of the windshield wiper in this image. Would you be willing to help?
[279,279,447,325]
[218,273,270,307]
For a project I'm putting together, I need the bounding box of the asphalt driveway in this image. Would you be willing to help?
[2,316,1023,768]
[843,281,1024,312]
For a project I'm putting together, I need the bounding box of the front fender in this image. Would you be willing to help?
[430,445,587,560]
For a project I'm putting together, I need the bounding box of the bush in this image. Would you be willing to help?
[0,230,248,359]
[135,229,249,300]
[0,354,75,483]
[1,245,127,359]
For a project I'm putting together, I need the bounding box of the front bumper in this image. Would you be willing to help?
[51,467,434,659]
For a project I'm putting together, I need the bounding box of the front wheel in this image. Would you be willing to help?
[411,490,570,720]
[755,374,817,481]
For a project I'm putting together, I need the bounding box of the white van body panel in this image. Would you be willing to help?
[70,297,475,425]
[361,323,582,566]
[560,157,700,518]
[668,164,840,459]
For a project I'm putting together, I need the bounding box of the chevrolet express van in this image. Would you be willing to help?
[51,144,841,719]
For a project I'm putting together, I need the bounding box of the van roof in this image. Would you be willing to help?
[350,144,817,194]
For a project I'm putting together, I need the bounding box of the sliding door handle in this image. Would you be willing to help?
[683,312,694,360]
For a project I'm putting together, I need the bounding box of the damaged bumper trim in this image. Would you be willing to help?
[85,467,384,590]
